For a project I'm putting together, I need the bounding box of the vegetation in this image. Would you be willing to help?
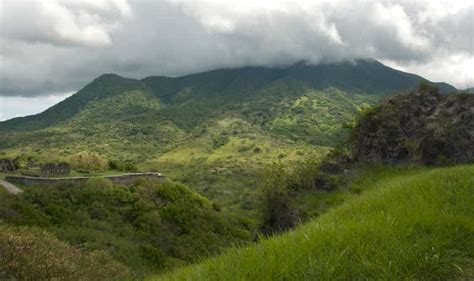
[0,180,250,278]
[154,164,474,281]
[0,61,465,280]
[0,225,129,280]
[0,60,453,218]
[349,87,474,165]
[257,163,298,236]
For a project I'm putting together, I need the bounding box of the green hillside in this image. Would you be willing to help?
[0,60,457,217]
[0,179,250,278]
[0,60,455,134]
[154,164,474,281]
[0,64,469,280]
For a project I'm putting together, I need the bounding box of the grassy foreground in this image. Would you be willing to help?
[152,165,474,280]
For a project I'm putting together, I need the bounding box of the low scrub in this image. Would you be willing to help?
[0,180,251,277]
[68,152,108,172]
[0,225,129,280]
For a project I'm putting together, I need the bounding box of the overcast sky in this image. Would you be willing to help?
[0,0,473,121]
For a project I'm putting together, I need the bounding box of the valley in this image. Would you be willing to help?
[1,1,473,279]
[1,60,472,279]
[0,60,451,217]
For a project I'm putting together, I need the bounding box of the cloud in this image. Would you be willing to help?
[0,0,131,47]
[0,92,73,121]
[0,0,472,99]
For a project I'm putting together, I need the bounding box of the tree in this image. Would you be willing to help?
[418,80,439,94]
[257,163,298,236]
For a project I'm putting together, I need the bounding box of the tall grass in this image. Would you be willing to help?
[153,165,474,280]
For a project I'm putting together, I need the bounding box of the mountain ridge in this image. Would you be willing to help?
[0,59,456,129]
[0,59,465,238]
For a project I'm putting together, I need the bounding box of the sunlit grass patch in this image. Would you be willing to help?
[153,165,474,281]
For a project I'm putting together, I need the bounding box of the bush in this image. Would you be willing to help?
[289,159,320,190]
[257,163,298,236]
[212,135,229,149]
[418,80,439,93]
[86,177,113,189]
[0,180,250,277]
[0,225,129,280]
[68,152,108,171]
[109,159,138,172]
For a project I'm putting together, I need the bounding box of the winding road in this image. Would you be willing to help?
[0,180,23,195]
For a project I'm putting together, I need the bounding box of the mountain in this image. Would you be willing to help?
[0,59,457,215]
[0,74,152,131]
[0,59,455,132]
[466,87,474,93]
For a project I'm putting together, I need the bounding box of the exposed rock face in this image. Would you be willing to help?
[40,162,70,177]
[0,159,16,172]
[351,91,474,165]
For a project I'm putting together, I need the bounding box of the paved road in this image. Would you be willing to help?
[0,180,23,195]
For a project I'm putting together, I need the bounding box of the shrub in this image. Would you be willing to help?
[0,225,129,280]
[288,159,321,190]
[418,80,439,93]
[109,159,138,172]
[68,152,108,171]
[212,135,229,149]
[253,146,262,153]
[257,163,298,236]
[86,177,113,189]
[0,180,251,277]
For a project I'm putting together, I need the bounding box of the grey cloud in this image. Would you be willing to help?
[0,0,131,48]
[0,0,472,98]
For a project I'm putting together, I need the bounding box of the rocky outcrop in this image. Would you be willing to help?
[40,162,70,177]
[351,91,474,165]
[0,159,17,172]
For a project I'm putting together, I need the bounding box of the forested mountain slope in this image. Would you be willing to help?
[0,60,456,215]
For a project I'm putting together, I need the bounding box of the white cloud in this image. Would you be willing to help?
[370,3,430,52]
[0,92,73,121]
[0,0,132,47]
[0,0,473,102]
[382,54,474,87]
[40,1,112,47]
